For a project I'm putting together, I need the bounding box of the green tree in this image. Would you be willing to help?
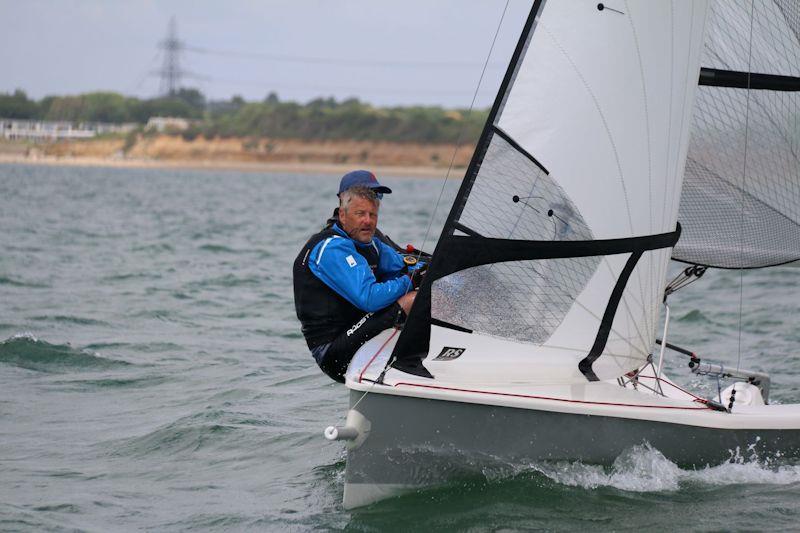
[0,90,39,119]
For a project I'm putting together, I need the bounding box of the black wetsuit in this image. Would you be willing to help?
[293,224,408,382]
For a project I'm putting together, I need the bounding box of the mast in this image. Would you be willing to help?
[390,1,547,376]
[393,1,711,385]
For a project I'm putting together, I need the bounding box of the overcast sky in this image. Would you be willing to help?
[1,0,533,108]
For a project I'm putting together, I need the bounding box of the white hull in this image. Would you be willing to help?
[333,329,800,508]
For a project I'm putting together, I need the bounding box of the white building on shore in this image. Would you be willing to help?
[145,116,191,133]
[0,119,137,141]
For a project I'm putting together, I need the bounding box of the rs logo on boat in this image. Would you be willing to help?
[434,347,465,361]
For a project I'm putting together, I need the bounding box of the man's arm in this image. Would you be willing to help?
[375,239,408,279]
[375,239,427,284]
[309,237,412,313]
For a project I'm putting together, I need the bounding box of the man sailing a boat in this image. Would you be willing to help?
[293,170,425,382]
[322,170,408,253]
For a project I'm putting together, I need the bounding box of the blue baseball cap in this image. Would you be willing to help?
[337,170,392,197]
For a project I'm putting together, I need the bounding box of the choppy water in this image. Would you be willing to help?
[1,163,800,531]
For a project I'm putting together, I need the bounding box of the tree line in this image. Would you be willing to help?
[0,89,487,144]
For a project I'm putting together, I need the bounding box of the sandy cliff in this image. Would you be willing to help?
[8,135,476,176]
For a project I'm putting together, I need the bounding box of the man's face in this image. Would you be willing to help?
[339,196,378,244]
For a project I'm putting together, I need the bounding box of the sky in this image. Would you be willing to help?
[0,0,533,108]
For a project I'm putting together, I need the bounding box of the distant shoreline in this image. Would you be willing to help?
[0,153,464,178]
[0,135,472,178]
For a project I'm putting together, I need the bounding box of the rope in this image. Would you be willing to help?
[348,329,400,411]
[663,264,707,300]
[737,0,756,371]
[415,0,512,262]
[347,2,513,411]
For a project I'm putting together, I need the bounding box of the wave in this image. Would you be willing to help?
[30,315,110,326]
[0,275,48,288]
[677,309,712,324]
[185,274,261,289]
[0,333,130,372]
[131,243,175,253]
[107,403,288,459]
[198,244,241,254]
[60,375,170,389]
[529,443,800,492]
[100,272,159,282]
[109,410,238,457]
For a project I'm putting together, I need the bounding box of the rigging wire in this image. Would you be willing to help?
[663,264,707,299]
[348,0,514,405]
[417,0,513,258]
[737,0,757,371]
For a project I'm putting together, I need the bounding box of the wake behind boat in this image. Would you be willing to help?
[324,0,800,508]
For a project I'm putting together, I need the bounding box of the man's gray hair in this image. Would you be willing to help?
[340,185,380,212]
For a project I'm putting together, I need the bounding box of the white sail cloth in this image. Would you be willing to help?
[429,1,710,384]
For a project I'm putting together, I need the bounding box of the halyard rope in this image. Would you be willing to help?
[349,1,513,411]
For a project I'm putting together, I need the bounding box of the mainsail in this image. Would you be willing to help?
[675,0,800,268]
[391,1,710,384]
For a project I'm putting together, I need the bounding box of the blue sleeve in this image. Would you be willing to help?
[309,236,412,313]
[375,239,407,280]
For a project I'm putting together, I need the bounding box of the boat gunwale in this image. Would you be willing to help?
[345,375,800,431]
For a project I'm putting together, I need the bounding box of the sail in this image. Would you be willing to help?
[392,1,710,385]
[674,0,800,268]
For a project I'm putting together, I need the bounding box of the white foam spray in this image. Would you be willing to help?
[530,442,800,492]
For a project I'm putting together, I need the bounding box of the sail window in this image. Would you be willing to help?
[458,128,594,243]
[432,257,601,344]
[675,0,800,268]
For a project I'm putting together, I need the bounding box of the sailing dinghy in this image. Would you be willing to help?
[325,0,800,509]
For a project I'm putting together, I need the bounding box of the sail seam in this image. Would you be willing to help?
[625,0,655,339]
[658,0,676,322]
[559,280,649,358]
[540,23,636,237]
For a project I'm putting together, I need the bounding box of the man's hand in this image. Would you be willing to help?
[407,261,428,290]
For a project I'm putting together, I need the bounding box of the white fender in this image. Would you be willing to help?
[323,409,371,449]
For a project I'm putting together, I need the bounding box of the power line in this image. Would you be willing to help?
[145,17,500,101]
[184,45,502,69]
[201,75,498,98]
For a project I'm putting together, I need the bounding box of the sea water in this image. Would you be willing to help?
[1,163,800,531]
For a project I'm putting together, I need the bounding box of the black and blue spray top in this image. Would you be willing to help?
[293,223,411,348]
